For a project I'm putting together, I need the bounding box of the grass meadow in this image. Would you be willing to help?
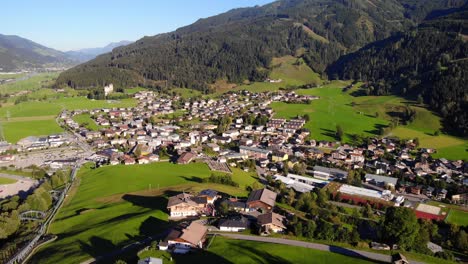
[31,162,254,263]
[270,82,467,160]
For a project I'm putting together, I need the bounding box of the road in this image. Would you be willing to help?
[216,233,425,264]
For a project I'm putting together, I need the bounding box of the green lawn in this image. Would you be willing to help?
[3,119,63,143]
[230,168,258,189]
[31,162,251,264]
[173,236,376,264]
[0,177,17,184]
[72,113,101,131]
[446,210,468,226]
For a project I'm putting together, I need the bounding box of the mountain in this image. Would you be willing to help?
[57,0,466,91]
[0,34,74,72]
[65,40,133,62]
[326,4,468,136]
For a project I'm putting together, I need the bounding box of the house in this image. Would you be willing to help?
[198,189,218,204]
[436,189,447,200]
[364,174,398,189]
[225,198,246,212]
[271,151,288,162]
[239,146,271,159]
[257,212,286,233]
[177,152,195,164]
[219,216,249,232]
[137,257,163,264]
[246,188,277,211]
[167,193,204,217]
[165,222,208,251]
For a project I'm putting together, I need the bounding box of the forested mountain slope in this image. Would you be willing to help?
[327,4,468,136]
[56,0,465,91]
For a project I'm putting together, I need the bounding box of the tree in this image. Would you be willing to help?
[219,201,229,216]
[303,221,316,239]
[417,94,424,105]
[381,207,419,250]
[455,230,468,252]
[294,221,303,237]
[336,125,344,141]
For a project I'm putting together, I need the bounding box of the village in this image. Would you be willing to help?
[0,88,467,263]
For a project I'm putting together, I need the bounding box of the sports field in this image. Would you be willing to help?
[0,177,17,184]
[31,162,254,264]
[446,209,468,226]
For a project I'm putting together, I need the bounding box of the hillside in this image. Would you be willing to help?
[65,40,133,62]
[56,0,465,90]
[0,34,74,71]
[326,5,468,136]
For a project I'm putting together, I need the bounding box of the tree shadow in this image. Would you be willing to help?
[79,236,116,261]
[122,194,168,210]
[329,245,388,264]
[180,175,203,183]
[320,128,337,139]
[364,124,388,135]
[231,242,293,264]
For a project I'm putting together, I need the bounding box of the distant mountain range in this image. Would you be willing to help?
[0,35,132,72]
[65,40,133,62]
[0,34,73,72]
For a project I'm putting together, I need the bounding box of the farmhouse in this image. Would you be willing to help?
[246,188,277,211]
[167,193,204,218]
[177,152,195,164]
[165,222,208,251]
[257,212,286,233]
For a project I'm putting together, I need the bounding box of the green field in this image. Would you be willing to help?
[72,113,101,131]
[0,73,58,94]
[0,177,17,184]
[174,236,376,264]
[0,97,136,118]
[446,210,468,226]
[218,56,322,94]
[31,162,253,264]
[270,83,468,160]
[272,81,389,142]
[3,119,63,143]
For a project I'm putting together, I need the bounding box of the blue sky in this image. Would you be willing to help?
[0,0,273,51]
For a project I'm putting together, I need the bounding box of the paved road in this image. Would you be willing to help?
[216,233,425,264]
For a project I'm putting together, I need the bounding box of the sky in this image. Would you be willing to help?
[0,0,273,51]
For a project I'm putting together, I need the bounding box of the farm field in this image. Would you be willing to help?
[446,209,468,226]
[0,72,58,94]
[2,119,63,143]
[0,97,136,118]
[271,83,468,160]
[31,162,254,264]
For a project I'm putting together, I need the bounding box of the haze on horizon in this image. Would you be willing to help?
[0,0,272,51]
